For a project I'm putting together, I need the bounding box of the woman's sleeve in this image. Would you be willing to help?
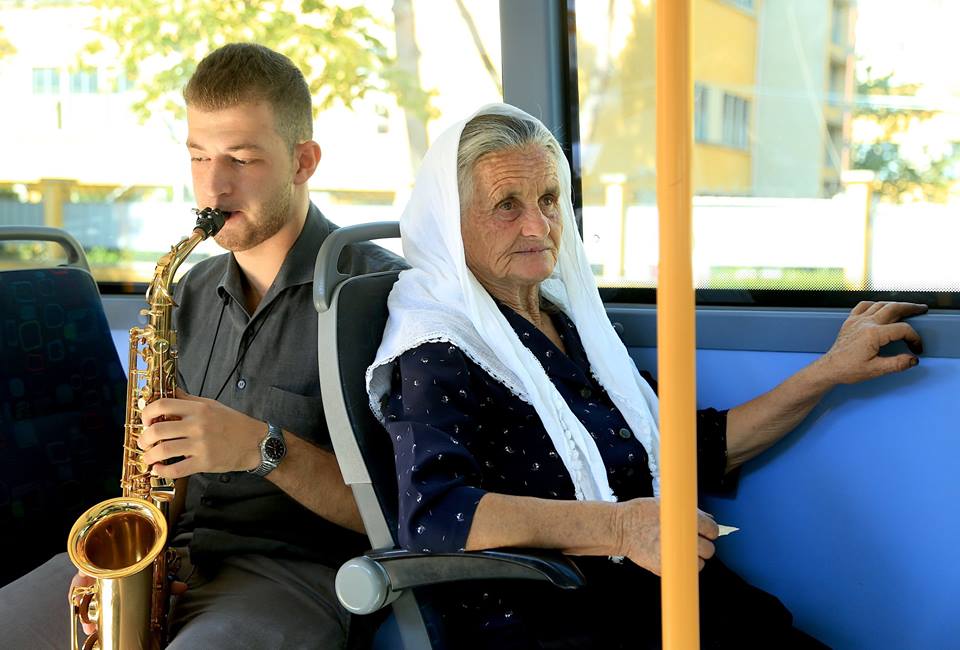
[381,342,489,553]
[695,407,732,491]
[638,370,732,492]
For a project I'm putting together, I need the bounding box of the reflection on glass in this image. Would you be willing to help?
[576,0,960,292]
[0,0,501,284]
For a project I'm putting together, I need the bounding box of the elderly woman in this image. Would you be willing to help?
[367,104,925,648]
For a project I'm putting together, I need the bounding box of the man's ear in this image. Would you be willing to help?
[293,140,321,185]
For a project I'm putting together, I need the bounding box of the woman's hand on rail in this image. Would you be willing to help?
[614,498,718,575]
[814,301,927,387]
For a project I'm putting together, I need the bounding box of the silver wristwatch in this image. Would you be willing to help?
[249,422,287,477]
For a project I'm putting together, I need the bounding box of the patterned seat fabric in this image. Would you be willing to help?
[0,267,125,586]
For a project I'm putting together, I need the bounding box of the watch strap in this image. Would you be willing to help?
[249,422,285,477]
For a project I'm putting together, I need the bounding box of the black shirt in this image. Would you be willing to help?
[172,203,405,568]
[384,301,729,554]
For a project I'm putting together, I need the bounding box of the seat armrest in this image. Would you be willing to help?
[336,547,585,615]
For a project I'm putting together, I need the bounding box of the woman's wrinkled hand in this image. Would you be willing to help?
[613,497,718,575]
[815,301,927,387]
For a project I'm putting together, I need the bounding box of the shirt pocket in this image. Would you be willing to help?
[265,386,328,447]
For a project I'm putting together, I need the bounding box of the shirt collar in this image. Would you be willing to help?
[216,202,331,307]
[496,300,592,384]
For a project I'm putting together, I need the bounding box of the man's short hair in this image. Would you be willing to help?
[184,43,312,151]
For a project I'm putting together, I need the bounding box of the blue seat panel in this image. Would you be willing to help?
[0,268,126,585]
[630,347,958,650]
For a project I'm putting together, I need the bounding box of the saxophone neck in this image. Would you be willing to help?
[155,229,206,290]
[144,208,227,309]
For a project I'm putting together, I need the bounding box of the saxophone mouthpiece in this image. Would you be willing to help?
[192,207,229,239]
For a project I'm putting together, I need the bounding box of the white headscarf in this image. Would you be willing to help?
[367,103,661,501]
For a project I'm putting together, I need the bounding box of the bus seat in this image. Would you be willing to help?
[314,223,585,650]
[0,227,126,586]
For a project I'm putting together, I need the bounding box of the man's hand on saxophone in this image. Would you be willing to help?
[138,389,366,534]
[139,389,265,476]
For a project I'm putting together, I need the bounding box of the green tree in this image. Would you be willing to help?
[391,0,500,171]
[83,0,434,134]
[0,24,16,59]
[853,70,959,203]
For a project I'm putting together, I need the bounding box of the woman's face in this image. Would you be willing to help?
[460,145,563,297]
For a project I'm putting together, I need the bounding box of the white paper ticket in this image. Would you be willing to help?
[717,525,739,536]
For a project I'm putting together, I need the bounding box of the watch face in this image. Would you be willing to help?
[264,436,286,462]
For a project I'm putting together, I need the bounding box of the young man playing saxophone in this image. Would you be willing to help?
[0,42,404,648]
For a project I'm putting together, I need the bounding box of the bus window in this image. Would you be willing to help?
[574,0,960,307]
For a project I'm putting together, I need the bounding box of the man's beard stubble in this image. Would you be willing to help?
[213,184,293,252]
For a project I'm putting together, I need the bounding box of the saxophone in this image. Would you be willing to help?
[67,208,227,650]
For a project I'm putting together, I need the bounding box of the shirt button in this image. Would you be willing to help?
[236,378,247,390]
[618,427,633,439]
[579,387,592,399]
[219,474,231,483]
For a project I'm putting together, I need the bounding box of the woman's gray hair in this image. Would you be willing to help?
[456,113,564,213]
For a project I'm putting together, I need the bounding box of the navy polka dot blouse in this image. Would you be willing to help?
[383,302,729,554]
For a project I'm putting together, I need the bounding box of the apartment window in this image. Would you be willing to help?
[114,73,133,93]
[826,124,843,168]
[832,4,847,46]
[829,63,846,104]
[694,83,709,142]
[69,69,98,94]
[31,68,60,95]
[721,93,749,150]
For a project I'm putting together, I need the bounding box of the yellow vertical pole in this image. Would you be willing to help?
[655,0,699,649]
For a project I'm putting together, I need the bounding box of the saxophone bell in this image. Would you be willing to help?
[68,498,168,650]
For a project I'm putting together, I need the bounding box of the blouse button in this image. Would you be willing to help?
[579,387,592,399]
[618,427,633,439]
